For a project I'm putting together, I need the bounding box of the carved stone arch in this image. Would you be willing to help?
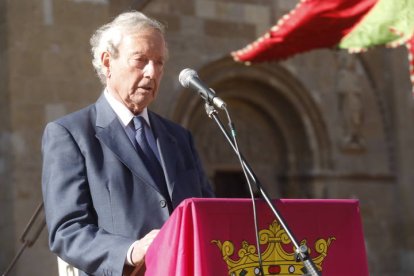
[357,51,396,173]
[173,58,332,198]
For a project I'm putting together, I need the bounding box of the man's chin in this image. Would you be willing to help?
[127,99,153,114]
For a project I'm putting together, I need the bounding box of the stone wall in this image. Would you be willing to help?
[0,0,15,273]
[2,0,109,275]
[1,0,413,275]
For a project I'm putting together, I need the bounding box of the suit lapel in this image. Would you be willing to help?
[94,95,160,192]
[149,112,178,196]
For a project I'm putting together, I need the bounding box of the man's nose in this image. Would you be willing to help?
[143,61,156,78]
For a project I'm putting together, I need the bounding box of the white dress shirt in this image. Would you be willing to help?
[104,88,160,161]
[103,88,159,266]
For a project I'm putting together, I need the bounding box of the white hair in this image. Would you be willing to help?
[90,11,167,84]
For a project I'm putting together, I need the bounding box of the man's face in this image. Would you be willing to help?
[105,28,166,114]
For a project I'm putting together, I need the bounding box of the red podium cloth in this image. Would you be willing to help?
[145,198,368,276]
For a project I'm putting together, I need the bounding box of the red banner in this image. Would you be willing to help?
[145,198,368,276]
[232,0,377,63]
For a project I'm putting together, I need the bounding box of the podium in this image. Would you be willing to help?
[144,198,369,276]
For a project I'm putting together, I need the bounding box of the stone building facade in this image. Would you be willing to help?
[1,0,413,275]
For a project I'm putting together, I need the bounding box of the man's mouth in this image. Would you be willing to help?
[138,86,152,92]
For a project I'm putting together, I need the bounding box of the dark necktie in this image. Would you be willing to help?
[133,116,172,211]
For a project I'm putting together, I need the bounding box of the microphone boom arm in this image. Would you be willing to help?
[204,103,321,276]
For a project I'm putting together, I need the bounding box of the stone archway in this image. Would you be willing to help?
[174,58,332,198]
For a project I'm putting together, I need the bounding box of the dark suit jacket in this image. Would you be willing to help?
[41,95,214,275]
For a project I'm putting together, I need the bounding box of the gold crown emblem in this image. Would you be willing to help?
[212,220,335,275]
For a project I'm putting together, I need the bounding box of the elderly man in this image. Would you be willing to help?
[42,11,214,275]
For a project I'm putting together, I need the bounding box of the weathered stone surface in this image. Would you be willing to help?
[1,0,413,275]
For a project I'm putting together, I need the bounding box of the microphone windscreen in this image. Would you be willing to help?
[179,68,198,88]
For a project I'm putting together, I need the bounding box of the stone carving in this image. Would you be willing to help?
[337,54,365,152]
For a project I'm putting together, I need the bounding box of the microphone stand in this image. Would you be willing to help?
[204,103,321,276]
[2,202,46,276]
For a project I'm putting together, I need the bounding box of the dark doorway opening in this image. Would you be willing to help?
[213,170,252,198]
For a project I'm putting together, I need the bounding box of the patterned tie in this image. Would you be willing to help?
[133,116,172,211]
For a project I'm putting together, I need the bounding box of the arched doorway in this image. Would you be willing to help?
[174,58,332,199]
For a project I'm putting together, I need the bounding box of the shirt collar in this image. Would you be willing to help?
[104,88,151,128]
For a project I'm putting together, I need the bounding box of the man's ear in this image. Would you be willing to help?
[101,52,111,78]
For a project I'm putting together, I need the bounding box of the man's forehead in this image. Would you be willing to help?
[122,31,165,49]
[124,28,164,42]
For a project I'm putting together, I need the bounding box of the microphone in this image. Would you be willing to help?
[179,68,226,109]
